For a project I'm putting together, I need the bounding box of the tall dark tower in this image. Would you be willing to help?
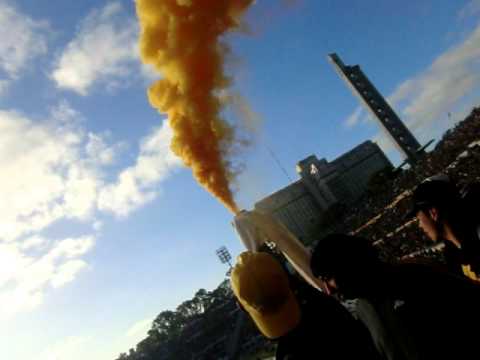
[328,53,424,164]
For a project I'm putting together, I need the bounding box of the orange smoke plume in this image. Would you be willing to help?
[136,0,255,214]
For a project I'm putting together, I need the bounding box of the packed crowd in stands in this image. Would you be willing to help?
[330,107,480,262]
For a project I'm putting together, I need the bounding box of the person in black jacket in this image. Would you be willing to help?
[311,233,480,360]
[230,251,379,359]
[407,177,480,281]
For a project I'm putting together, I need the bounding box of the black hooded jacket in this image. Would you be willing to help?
[275,290,379,360]
[356,262,480,359]
[311,234,480,360]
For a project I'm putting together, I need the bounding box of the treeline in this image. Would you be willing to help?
[116,280,239,360]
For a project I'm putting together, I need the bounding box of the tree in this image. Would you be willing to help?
[177,298,202,319]
[128,349,137,359]
[117,280,236,359]
[152,310,185,339]
[209,280,231,305]
[136,336,160,359]
[193,288,213,312]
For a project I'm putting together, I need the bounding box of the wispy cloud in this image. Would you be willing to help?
[0,236,94,319]
[0,0,49,94]
[0,102,100,241]
[51,2,140,95]
[98,121,182,216]
[0,99,181,317]
[458,0,480,19]
[343,106,363,128]
[0,100,180,238]
[39,315,155,360]
[345,22,480,158]
[386,22,480,142]
[39,336,89,360]
[126,317,153,338]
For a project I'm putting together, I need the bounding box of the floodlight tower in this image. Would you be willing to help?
[328,53,425,164]
[216,246,233,276]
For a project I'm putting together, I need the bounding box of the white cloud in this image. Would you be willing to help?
[0,236,94,319]
[39,336,88,360]
[51,2,139,95]
[372,131,395,154]
[0,1,48,92]
[385,23,480,142]
[93,220,103,232]
[86,133,116,165]
[345,23,480,158]
[0,79,8,96]
[0,243,31,288]
[20,236,48,250]
[126,317,153,338]
[343,107,374,130]
[458,0,480,18]
[38,316,155,360]
[344,106,363,128]
[0,103,101,241]
[0,99,180,318]
[98,121,182,216]
[50,259,88,288]
[46,236,95,260]
[0,101,179,238]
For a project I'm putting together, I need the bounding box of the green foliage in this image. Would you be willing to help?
[115,280,234,360]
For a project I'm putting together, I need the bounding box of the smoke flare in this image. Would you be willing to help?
[136,0,255,213]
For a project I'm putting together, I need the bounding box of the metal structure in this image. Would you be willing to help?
[328,53,424,164]
[216,246,233,270]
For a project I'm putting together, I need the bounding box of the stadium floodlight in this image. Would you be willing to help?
[216,246,233,269]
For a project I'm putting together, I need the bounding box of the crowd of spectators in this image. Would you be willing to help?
[329,107,480,262]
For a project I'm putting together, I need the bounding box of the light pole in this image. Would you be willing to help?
[216,246,233,276]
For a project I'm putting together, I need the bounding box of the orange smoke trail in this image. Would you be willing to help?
[136,0,255,214]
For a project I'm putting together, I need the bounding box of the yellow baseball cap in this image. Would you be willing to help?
[230,251,301,339]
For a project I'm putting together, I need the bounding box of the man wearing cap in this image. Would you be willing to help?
[407,177,480,281]
[231,251,379,359]
[311,233,480,360]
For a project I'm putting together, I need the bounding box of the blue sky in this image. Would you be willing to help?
[1,0,480,359]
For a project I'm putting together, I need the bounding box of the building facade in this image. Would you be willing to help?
[299,140,393,204]
[254,180,328,243]
[254,141,391,243]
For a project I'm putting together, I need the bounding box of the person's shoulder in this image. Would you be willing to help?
[393,261,454,280]
[303,290,351,317]
[392,262,480,300]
